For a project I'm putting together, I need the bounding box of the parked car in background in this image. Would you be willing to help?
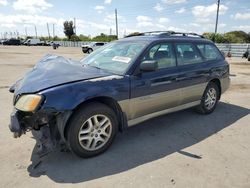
[2,38,21,45]
[9,31,230,158]
[0,39,7,44]
[82,42,106,53]
[23,38,44,46]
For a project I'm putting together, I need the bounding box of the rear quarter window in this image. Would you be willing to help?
[196,44,223,61]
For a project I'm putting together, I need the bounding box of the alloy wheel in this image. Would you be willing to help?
[78,114,112,151]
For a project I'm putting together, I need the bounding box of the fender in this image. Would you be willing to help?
[39,75,130,111]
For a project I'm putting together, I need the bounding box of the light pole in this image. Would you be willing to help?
[214,0,220,35]
[115,9,118,39]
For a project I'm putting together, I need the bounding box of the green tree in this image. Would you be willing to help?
[79,34,91,41]
[203,31,250,43]
[70,34,80,41]
[203,32,227,43]
[126,32,141,37]
[92,33,117,42]
[63,21,75,40]
[224,31,250,43]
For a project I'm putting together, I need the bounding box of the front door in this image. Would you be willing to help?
[128,42,181,120]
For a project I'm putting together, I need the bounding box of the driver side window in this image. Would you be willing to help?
[143,43,176,69]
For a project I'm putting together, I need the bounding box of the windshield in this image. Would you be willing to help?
[80,41,148,74]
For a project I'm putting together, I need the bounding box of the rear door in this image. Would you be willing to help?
[128,42,181,120]
[174,42,208,104]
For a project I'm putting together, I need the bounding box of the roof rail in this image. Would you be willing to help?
[125,31,204,38]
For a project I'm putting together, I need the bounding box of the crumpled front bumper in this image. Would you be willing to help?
[9,109,22,137]
[9,108,72,156]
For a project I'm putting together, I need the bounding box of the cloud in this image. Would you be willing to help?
[136,15,152,22]
[190,23,200,27]
[219,23,226,28]
[158,17,169,23]
[232,25,250,31]
[0,0,8,6]
[162,0,186,4]
[104,0,112,4]
[192,3,228,18]
[154,3,163,12]
[175,7,186,14]
[0,13,64,27]
[104,13,126,24]
[13,0,53,14]
[94,5,105,13]
[136,16,154,27]
[94,5,105,10]
[233,13,250,20]
[1,23,16,28]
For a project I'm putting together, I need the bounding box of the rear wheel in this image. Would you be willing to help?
[196,82,219,114]
[67,102,118,158]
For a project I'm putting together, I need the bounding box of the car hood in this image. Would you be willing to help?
[12,54,111,95]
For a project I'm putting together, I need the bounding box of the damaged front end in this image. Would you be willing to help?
[10,93,72,157]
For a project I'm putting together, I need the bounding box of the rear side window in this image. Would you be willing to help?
[143,43,176,69]
[197,44,223,61]
[175,43,203,66]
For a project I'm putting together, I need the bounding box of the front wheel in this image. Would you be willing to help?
[67,102,118,158]
[196,82,220,114]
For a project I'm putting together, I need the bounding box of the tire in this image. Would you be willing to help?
[67,102,118,158]
[87,48,93,54]
[196,82,220,114]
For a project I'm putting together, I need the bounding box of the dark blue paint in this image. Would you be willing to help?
[40,75,130,111]
[14,55,111,95]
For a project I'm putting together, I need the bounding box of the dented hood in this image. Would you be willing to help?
[13,55,111,94]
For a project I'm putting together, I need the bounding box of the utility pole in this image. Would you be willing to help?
[47,23,51,39]
[214,0,220,35]
[53,23,55,38]
[74,17,76,35]
[25,27,27,38]
[115,9,118,39]
[34,25,37,38]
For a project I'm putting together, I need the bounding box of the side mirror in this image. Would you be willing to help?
[140,60,158,72]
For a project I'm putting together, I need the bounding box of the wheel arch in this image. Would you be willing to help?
[208,78,221,99]
[63,96,127,140]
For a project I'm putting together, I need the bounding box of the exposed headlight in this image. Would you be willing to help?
[15,94,43,112]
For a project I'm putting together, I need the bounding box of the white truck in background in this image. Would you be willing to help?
[23,38,44,46]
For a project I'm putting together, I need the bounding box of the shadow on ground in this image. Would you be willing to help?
[27,102,250,183]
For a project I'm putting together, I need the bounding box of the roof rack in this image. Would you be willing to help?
[125,31,204,38]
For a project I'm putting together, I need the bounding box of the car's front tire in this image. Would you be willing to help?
[196,82,220,114]
[67,102,118,158]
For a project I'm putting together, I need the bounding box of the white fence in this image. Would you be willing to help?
[216,43,250,57]
[54,41,91,47]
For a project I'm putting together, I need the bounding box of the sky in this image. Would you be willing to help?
[0,0,249,38]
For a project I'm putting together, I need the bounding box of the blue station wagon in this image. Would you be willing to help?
[9,31,230,158]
